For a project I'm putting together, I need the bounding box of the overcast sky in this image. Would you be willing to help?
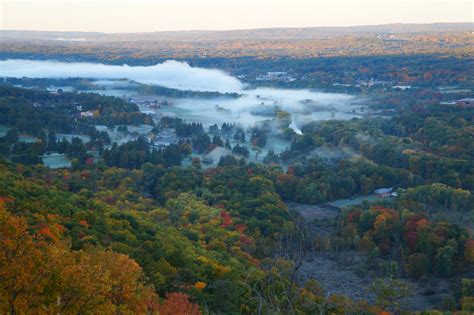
[1,0,473,32]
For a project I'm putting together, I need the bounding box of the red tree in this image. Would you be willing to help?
[158,292,201,315]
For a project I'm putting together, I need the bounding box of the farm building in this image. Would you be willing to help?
[374,187,393,198]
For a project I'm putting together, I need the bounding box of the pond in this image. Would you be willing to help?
[42,153,71,168]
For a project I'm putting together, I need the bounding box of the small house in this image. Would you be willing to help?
[374,187,393,198]
[80,111,95,117]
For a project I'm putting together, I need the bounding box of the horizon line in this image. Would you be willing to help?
[1,21,473,35]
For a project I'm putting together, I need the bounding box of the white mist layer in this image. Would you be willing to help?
[170,87,358,130]
[53,37,87,42]
[0,59,243,93]
[0,59,362,132]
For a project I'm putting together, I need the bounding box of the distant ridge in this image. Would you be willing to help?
[1,23,473,42]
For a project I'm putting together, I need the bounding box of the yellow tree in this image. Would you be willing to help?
[54,248,158,314]
[0,200,159,314]
[0,202,53,314]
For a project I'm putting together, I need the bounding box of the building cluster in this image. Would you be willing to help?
[129,97,172,107]
[256,71,296,82]
[80,110,98,117]
[356,79,390,88]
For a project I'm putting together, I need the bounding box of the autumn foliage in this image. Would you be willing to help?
[465,239,474,263]
[0,201,159,314]
[157,292,201,315]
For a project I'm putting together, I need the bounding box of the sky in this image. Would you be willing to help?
[1,0,473,32]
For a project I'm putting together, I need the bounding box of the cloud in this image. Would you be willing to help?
[0,59,243,93]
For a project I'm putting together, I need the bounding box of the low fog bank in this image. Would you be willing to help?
[0,59,243,93]
[0,59,363,132]
[53,37,87,42]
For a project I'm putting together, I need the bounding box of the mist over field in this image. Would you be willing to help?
[170,88,357,131]
[0,59,361,131]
